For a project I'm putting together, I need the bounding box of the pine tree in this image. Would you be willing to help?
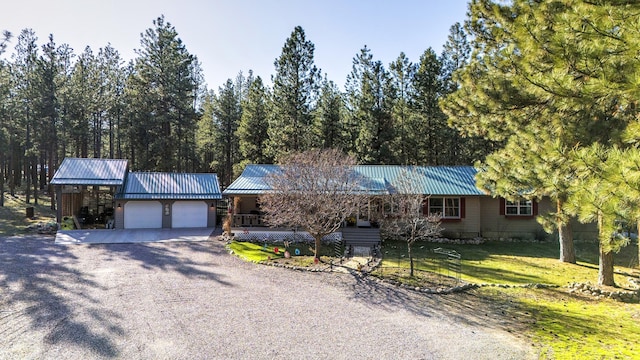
[237,76,270,165]
[411,48,445,165]
[389,52,415,164]
[313,76,345,150]
[441,0,640,267]
[11,29,39,203]
[267,26,320,160]
[345,46,395,164]
[213,79,241,187]
[128,15,199,171]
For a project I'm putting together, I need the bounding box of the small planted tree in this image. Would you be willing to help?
[383,169,442,276]
[259,149,362,260]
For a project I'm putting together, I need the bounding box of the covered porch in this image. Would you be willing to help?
[227,195,384,228]
[50,158,128,229]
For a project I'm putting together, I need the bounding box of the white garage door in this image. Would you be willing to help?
[124,201,162,229]
[172,201,208,228]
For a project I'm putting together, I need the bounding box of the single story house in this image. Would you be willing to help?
[222,164,597,242]
[51,158,221,230]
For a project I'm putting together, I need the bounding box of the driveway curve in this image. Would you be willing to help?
[0,235,537,359]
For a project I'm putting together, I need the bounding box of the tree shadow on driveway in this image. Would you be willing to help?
[343,272,532,340]
[0,235,233,359]
[0,235,120,358]
[90,240,234,286]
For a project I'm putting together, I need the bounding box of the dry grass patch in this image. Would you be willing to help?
[0,193,56,236]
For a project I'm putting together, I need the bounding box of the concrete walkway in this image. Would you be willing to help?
[54,228,221,245]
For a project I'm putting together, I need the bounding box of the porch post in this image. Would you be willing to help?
[55,185,62,224]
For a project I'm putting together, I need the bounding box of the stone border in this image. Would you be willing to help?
[568,282,640,303]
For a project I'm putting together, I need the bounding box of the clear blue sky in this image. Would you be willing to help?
[1,0,470,91]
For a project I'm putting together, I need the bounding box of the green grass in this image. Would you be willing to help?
[378,240,638,287]
[376,240,640,359]
[228,240,340,266]
[0,193,56,236]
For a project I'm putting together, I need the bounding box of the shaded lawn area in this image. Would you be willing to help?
[376,239,640,359]
[477,287,640,359]
[0,193,56,236]
[377,240,639,287]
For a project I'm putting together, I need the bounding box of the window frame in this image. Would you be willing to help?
[505,199,533,216]
[427,197,461,219]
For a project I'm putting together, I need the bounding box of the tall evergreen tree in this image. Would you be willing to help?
[195,90,217,172]
[213,79,242,187]
[441,0,640,273]
[389,52,415,164]
[267,26,320,160]
[411,48,446,165]
[345,46,395,164]
[11,29,39,203]
[128,15,199,171]
[313,76,345,150]
[237,76,270,165]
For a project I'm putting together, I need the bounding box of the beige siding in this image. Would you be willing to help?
[479,197,597,241]
[479,197,550,240]
[440,196,481,239]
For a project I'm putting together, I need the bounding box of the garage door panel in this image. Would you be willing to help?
[124,201,162,229]
[172,201,208,228]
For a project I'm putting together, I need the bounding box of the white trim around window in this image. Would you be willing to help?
[505,200,533,216]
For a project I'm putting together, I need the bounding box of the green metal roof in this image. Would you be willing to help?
[50,158,128,186]
[222,164,484,196]
[116,172,222,200]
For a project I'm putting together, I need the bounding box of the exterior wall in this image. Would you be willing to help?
[479,197,550,240]
[115,200,124,229]
[478,197,597,241]
[439,196,482,239]
[223,193,598,241]
[161,201,171,228]
[208,200,217,228]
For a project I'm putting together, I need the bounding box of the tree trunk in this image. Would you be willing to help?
[0,157,4,207]
[314,235,322,260]
[597,212,615,286]
[599,242,615,287]
[408,242,414,277]
[637,218,640,269]
[557,199,576,263]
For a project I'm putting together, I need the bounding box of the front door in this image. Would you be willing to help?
[357,201,371,227]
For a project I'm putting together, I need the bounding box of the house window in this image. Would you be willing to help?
[428,197,460,219]
[505,200,532,216]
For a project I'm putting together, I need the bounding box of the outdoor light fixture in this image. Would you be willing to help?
[211,203,215,208]
[117,203,121,208]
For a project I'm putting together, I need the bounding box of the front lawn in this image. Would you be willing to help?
[228,240,340,267]
[375,240,640,359]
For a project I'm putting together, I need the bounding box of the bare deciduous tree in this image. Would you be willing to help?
[259,149,362,259]
[383,169,442,276]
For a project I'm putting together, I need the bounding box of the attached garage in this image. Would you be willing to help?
[172,201,208,228]
[115,172,221,229]
[124,201,162,229]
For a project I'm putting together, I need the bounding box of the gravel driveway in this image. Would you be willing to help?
[0,235,536,359]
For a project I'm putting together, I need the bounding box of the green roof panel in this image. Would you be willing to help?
[222,164,484,196]
[116,172,222,200]
[50,158,128,186]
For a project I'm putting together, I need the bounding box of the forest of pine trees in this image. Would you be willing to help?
[0,16,491,200]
